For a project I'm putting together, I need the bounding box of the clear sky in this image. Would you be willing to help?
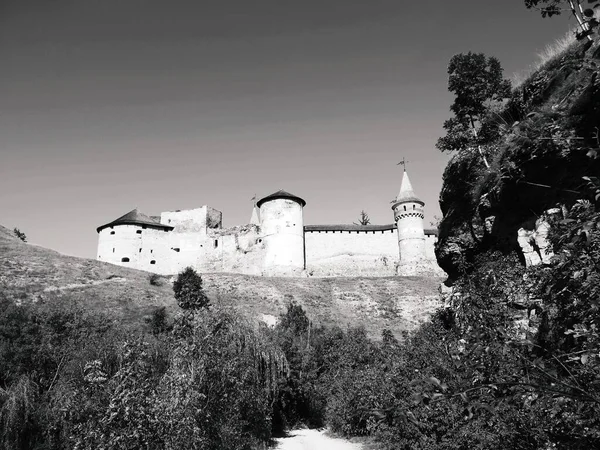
[0,0,578,258]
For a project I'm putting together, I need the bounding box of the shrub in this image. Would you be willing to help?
[149,273,162,286]
[172,267,210,310]
[12,228,26,242]
[149,306,169,335]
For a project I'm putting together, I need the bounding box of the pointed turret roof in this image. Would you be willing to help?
[250,205,260,225]
[256,190,306,207]
[96,208,173,233]
[392,171,424,208]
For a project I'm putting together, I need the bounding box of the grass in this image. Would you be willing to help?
[0,224,442,338]
[511,30,577,88]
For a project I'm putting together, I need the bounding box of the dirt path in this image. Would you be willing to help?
[273,429,363,450]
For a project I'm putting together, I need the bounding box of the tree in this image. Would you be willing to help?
[524,1,600,41]
[354,210,370,226]
[436,52,511,168]
[12,228,26,243]
[173,267,210,311]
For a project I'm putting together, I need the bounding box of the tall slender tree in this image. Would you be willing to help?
[354,210,371,226]
[436,52,511,168]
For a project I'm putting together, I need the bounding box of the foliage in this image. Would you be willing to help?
[524,1,600,40]
[354,210,371,226]
[156,310,286,449]
[0,375,37,450]
[149,273,162,286]
[436,52,512,168]
[0,294,287,450]
[12,228,26,243]
[173,267,210,311]
[149,306,170,335]
[272,302,327,432]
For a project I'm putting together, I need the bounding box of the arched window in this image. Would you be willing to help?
[110,231,115,235]
[403,205,406,211]
[121,257,130,262]
[150,260,156,265]
[136,230,142,234]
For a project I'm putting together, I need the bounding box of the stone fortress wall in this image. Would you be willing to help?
[96,173,445,277]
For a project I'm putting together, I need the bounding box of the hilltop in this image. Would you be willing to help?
[0,225,442,337]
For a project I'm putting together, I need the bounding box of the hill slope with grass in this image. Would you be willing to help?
[0,225,441,336]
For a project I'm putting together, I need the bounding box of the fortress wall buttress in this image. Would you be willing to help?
[304,229,398,277]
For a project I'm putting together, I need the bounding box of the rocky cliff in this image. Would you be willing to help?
[436,39,600,281]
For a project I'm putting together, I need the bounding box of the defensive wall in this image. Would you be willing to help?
[97,216,440,277]
[304,225,438,276]
[96,174,445,277]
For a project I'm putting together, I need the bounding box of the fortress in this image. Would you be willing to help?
[96,171,444,277]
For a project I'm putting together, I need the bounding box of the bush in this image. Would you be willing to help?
[149,273,162,286]
[173,267,210,310]
[149,306,169,335]
[12,228,26,242]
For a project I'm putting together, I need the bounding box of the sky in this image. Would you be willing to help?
[0,0,579,258]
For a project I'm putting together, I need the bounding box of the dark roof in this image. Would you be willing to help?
[256,190,306,208]
[304,224,438,236]
[96,209,174,233]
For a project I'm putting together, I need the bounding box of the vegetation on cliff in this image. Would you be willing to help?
[427,8,600,448]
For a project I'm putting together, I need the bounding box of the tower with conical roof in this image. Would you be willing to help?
[391,171,426,275]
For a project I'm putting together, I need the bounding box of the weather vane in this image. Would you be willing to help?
[397,158,409,172]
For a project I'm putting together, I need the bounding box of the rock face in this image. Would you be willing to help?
[516,208,559,267]
[435,40,600,281]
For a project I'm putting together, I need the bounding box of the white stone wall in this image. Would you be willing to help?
[424,234,437,260]
[97,203,444,278]
[216,227,265,275]
[259,198,305,276]
[304,229,398,276]
[97,225,173,274]
[160,206,222,233]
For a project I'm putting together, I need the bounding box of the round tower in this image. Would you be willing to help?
[391,171,426,276]
[257,190,306,276]
[96,208,173,272]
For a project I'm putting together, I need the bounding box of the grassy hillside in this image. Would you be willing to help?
[0,225,175,327]
[0,225,442,337]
